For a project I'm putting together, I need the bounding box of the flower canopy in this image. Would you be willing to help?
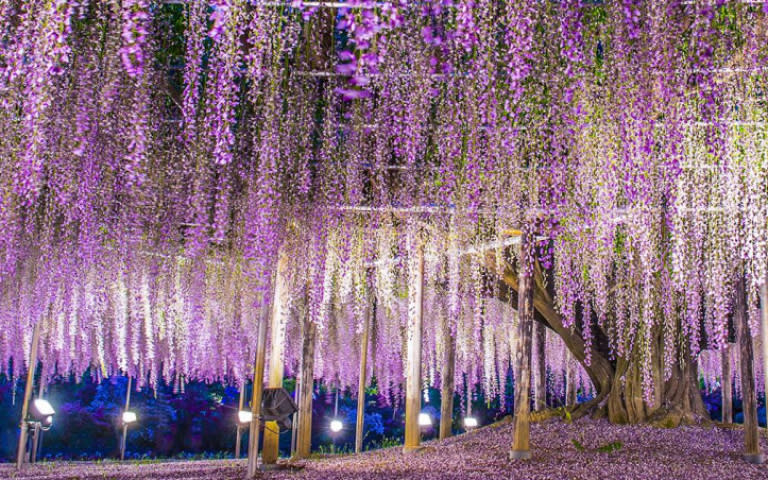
[0,1,767,406]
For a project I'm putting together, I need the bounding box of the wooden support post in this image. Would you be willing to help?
[721,343,732,424]
[510,227,534,461]
[120,376,132,461]
[761,282,768,438]
[262,254,288,465]
[439,314,455,441]
[295,313,317,459]
[247,300,271,478]
[735,275,763,464]
[533,321,546,411]
[235,382,245,459]
[403,241,425,453]
[355,291,373,454]
[565,349,577,407]
[16,319,41,469]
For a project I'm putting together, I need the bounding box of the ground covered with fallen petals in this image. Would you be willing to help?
[3,419,768,479]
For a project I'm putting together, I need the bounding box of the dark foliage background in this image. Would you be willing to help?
[3,370,764,462]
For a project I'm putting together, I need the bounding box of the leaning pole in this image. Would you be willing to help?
[16,319,41,469]
[355,285,372,454]
[120,376,133,461]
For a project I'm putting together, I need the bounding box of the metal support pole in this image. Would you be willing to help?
[16,319,41,469]
[331,385,339,454]
[235,382,245,459]
[29,373,45,464]
[120,376,132,461]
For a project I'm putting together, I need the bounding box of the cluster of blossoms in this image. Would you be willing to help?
[120,0,150,79]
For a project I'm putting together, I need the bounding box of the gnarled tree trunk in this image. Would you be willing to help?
[489,255,708,426]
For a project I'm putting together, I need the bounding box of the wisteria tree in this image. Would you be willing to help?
[1,1,768,464]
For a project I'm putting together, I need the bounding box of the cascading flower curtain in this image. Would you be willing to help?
[0,1,766,408]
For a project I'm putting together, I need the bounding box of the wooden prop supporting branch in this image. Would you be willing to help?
[235,382,245,459]
[295,309,317,459]
[439,312,456,441]
[355,290,373,454]
[247,300,271,478]
[16,319,41,469]
[404,241,425,453]
[120,376,133,461]
[565,349,577,407]
[510,227,534,461]
[721,343,732,424]
[761,282,768,439]
[263,254,288,465]
[735,275,763,464]
[533,321,546,411]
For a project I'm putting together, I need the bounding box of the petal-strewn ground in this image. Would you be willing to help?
[3,419,768,479]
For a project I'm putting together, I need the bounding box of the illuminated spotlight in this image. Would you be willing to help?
[463,417,479,429]
[122,411,138,425]
[31,399,56,423]
[330,419,343,433]
[238,410,253,424]
[418,413,432,427]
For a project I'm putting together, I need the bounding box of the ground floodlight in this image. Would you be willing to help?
[262,387,298,430]
[418,412,432,427]
[238,410,253,424]
[122,411,138,425]
[463,417,479,429]
[31,399,55,422]
[330,419,343,433]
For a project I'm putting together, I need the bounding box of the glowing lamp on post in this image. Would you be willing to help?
[119,410,138,461]
[122,411,137,425]
[238,410,253,424]
[330,419,343,433]
[463,417,479,430]
[31,399,55,425]
[418,413,432,428]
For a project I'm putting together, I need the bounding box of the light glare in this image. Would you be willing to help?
[418,413,432,427]
[122,411,138,424]
[463,417,479,429]
[238,410,253,424]
[330,419,343,433]
[32,398,55,417]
